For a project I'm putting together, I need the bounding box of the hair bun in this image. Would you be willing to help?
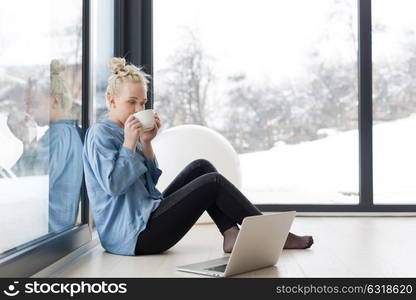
[109,57,126,74]
[50,59,65,75]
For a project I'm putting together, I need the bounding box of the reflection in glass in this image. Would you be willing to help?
[91,0,115,123]
[0,0,83,255]
[9,60,83,233]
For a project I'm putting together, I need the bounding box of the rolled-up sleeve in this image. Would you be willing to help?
[86,128,148,197]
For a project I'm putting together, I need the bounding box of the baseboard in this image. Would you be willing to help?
[31,232,100,278]
[195,211,416,224]
[293,212,416,217]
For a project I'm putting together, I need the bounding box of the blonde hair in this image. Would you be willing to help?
[26,59,73,114]
[105,57,150,109]
[50,59,73,113]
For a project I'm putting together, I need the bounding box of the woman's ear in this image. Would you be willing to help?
[108,93,116,109]
[51,95,60,109]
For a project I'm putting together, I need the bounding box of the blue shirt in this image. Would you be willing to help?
[48,120,83,232]
[83,119,163,255]
[12,119,83,233]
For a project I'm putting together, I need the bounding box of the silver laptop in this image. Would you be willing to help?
[176,211,296,277]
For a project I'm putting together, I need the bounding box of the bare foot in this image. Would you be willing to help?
[283,232,314,249]
[223,226,239,253]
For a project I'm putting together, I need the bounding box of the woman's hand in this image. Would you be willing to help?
[139,112,161,144]
[7,112,37,146]
[123,114,141,151]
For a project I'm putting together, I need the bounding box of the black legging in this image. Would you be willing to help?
[134,159,262,255]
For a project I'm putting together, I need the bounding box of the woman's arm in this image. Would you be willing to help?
[137,112,163,185]
[141,140,155,160]
[85,126,148,197]
[140,141,162,185]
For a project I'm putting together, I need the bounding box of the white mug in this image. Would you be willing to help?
[133,109,155,132]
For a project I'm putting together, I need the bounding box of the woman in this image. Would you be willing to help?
[10,59,83,233]
[83,57,314,256]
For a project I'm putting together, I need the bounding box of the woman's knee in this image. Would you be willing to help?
[193,158,217,172]
[196,171,221,184]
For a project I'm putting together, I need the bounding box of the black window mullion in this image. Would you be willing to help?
[114,0,153,108]
[141,0,153,109]
[81,0,91,225]
[114,0,125,57]
[358,0,374,208]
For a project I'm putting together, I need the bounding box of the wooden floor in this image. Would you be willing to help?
[54,217,416,278]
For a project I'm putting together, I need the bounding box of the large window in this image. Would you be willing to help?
[0,0,84,255]
[372,0,416,204]
[154,0,359,205]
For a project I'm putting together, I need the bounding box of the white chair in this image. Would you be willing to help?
[152,124,242,224]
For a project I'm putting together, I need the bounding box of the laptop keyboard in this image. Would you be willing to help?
[205,264,227,273]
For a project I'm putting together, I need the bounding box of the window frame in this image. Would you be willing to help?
[148,0,416,213]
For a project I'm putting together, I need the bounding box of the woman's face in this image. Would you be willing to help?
[26,90,51,126]
[108,82,147,125]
